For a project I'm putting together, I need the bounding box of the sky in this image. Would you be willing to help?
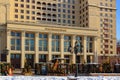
[117,0,120,40]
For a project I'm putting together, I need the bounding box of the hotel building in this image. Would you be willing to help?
[0,0,116,68]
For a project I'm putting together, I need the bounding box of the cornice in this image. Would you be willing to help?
[7,21,98,32]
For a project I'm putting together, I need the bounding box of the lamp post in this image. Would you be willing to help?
[68,41,83,77]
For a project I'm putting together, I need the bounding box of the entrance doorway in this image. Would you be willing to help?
[11,54,21,68]
[87,55,91,63]
[25,54,34,68]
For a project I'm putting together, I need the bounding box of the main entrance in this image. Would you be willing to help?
[25,54,34,68]
[11,54,21,68]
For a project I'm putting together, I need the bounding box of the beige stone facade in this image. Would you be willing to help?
[0,0,116,68]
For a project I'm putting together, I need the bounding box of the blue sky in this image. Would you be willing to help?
[117,0,120,40]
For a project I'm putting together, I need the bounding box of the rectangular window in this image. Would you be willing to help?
[15,15,18,18]
[15,9,18,12]
[15,3,18,7]
[52,35,60,52]
[11,32,21,50]
[64,36,71,52]
[39,54,47,62]
[76,36,83,53]
[39,34,48,51]
[21,4,24,8]
[87,37,93,53]
[25,33,35,51]
[21,10,24,13]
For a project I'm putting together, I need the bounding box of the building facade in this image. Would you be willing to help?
[0,0,116,68]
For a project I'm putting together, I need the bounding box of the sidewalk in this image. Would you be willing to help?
[13,69,120,76]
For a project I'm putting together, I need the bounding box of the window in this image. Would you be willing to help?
[72,6,75,9]
[58,14,61,17]
[25,33,35,51]
[21,10,24,13]
[110,4,112,7]
[64,36,71,52]
[52,35,60,52]
[72,21,75,24]
[58,4,61,7]
[110,14,112,17]
[87,37,93,53]
[39,54,47,62]
[68,10,70,13]
[68,5,70,8]
[63,20,66,23]
[63,14,66,18]
[63,9,66,13]
[39,34,48,51]
[21,0,24,2]
[15,3,18,7]
[21,4,24,7]
[26,16,30,19]
[63,4,66,8]
[21,15,24,19]
[32,17,35,20]
[26,10,29,14]
[68,15,70,18]
[26,5,30,8]
[32,0,35,3]
[32,11,35,14]
[68,20,71,24]
[110,9,112,12]
[15,15,18,18]
[15,9,18,13]
[58,9,61,12]
[100,2,103,6]
[58,19,61,23]
[100,13,103,16]
[32,6,35,9]
[68,0,70,3]
[11,32,21,50]
[26,0,30,2]
[72,0,75,4]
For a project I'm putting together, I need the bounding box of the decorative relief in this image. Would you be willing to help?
[22,31,25,36]
[45,28,66,32]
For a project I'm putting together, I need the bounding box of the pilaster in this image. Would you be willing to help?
[48,33,52,61]
[60,34,64,63]
[72,35,76,64]
[83,36,87,63]
[6,30,11,63]
[21,31,25,68]
[35,32,39,63]
[94,37,98,63]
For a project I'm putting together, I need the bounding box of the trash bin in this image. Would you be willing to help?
[41,65,47,75]
[114,64,120,73]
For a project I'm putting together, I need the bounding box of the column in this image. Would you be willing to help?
[35,32,39,63]
[60,34,64,63]
[83,36,87,63]
[21,31,25,68]
[48,33,52,61]
[6,30,11,63]
[94,37,98,63]
[72,35,76,64]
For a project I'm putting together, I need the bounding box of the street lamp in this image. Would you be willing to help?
[68,41,83,77]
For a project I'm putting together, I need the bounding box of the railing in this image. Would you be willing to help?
[34,63,120,76]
